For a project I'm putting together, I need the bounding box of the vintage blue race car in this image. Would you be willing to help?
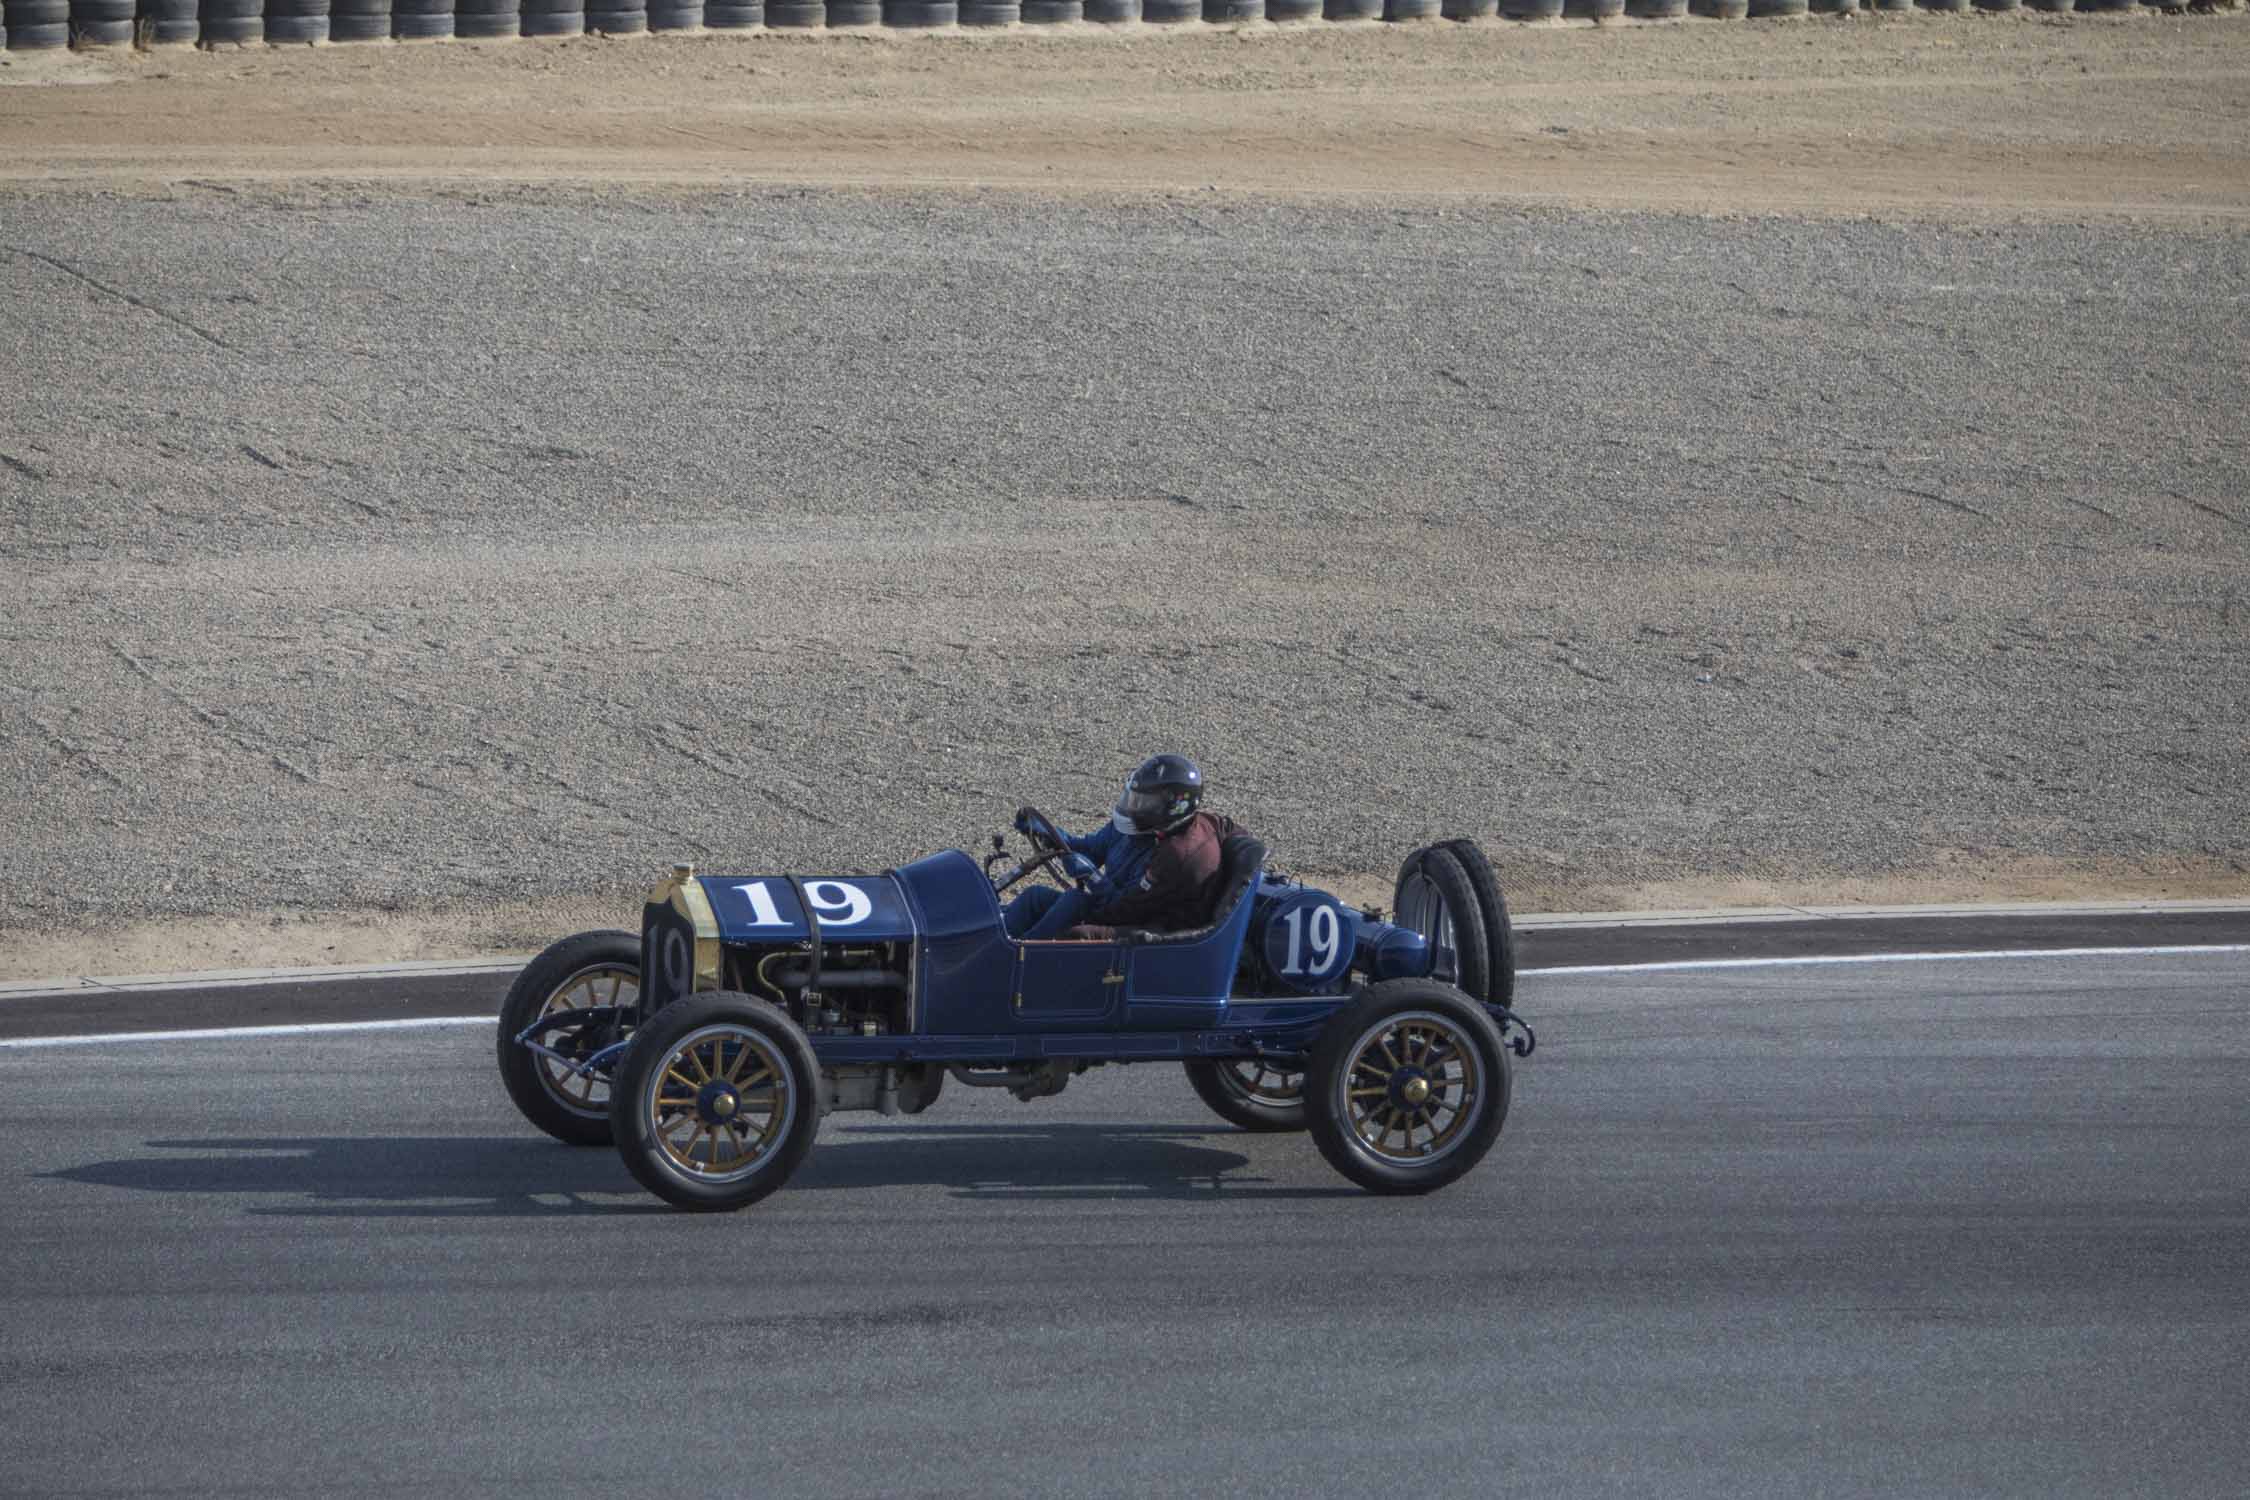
[497,810,1532,1211]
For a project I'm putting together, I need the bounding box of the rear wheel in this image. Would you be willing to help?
[609,993,821,1212]
[496,931,640,1147]
[1306,979,1510,1196]
[1184,1058,1308,1132]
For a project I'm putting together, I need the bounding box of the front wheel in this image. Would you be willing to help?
[496,930,641,1147]
[609,992,821,1212]
[1306,979,1511,1195]
[1183,1059,1308,1133]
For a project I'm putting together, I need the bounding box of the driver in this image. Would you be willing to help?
[1004,754,1245,942]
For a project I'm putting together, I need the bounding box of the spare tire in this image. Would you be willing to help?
[1441,839,1516,1011]
[1392,845,1492,1009]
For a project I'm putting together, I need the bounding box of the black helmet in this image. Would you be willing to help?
[1114,754,1203,834]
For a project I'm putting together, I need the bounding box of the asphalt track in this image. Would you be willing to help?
[3,935,2245,1498]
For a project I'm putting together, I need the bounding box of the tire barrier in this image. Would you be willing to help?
[201,0,263,41]
[3,0,66,45]
[332,0,391,37]
[266,0,330,39]
[0,0,2164,55]
[586,0,647,27]
[456,0,521,33]
[395,0,454,34]
[69,0,133,44]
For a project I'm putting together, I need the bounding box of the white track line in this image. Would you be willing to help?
[2,943,2245,1051]
[1518,943,2250,978]
[0,1016,497,1051]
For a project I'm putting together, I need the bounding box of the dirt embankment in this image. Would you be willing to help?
[3,14,2248,222]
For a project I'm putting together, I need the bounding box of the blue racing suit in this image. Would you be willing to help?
[1003,820,1159,941]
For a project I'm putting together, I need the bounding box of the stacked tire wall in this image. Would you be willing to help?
[0,0,2235,48]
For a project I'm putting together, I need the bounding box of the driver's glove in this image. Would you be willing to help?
[1061,851,1101,885]
[1013,806,1041,836]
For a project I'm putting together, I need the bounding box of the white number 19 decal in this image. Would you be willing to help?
[734,879,873,928]
[1279,904,1342,977]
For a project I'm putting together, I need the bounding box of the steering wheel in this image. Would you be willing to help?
[989,806,1096,896]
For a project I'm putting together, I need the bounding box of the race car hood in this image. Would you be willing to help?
[696,873,917,944]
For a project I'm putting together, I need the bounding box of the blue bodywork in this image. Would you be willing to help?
[639,846,1460,1070]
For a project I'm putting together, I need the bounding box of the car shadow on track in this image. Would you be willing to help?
[39,1124,1353,1216]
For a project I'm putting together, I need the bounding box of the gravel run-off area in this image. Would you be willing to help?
[1,15,2246,975]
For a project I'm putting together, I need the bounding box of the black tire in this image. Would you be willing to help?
[521,0,585,32]
[1808,0,1856,12]
[1440,838,1516,1011]
[393,0,455,34]
[266,0,332,41]
[457,0,522,35]
[1141,0,1194,17]
[1307,979,1510,1196]
[199,0,262,42]
[1498,0,1561,15]
[1385,0,1439,14]
[586,0,647,28]
[1563,0,1620,13]
[1746,0,1805,12]
[69,0,132,43]
[1204,0,1258,15]
[1625,0,1684,11]
[649,0,703,22]
[1687,0,1743,13]
[1184,1059,1308,1133]
[827,0,877,19]
[331,0,393,39]
[1022,0,1079,15]
[1083,0,1135,15]
[610,993,822,1213]
[496,930,642,1147]
[1268,0,1319,16]
[765,0,821,20]
[1392,844,1492,1008]
[960,0,1016,19]
[705,0,763,23]
[145,0,198,42]
[1440,0,1496,17]
[881,0,953,19]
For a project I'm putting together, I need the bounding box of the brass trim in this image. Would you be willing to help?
[649,861,725,993]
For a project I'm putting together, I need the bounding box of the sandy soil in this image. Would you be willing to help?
[5,13,2247,981]
[2,14,2248,222]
